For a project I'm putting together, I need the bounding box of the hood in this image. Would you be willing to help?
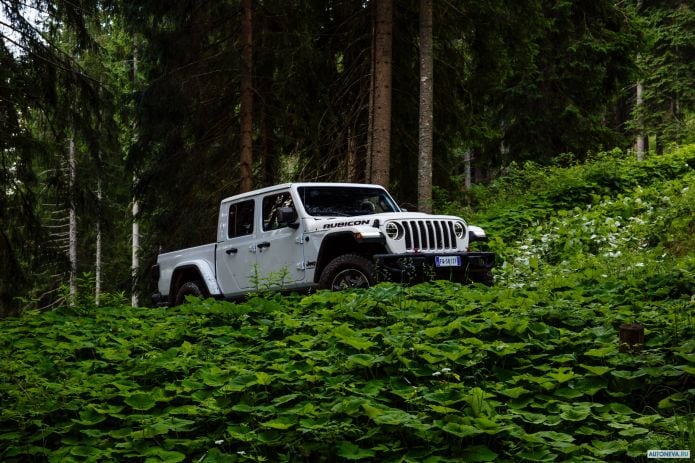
[302,212,466,234]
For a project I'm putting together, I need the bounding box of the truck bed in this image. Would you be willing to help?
[156,243,217,297]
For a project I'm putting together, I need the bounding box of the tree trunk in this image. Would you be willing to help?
[259,104,272,186]
[369,0,393,188]
[240,0,254,193]
[365,12,375,183]
[95,175,102,306]
[635,80,646,161]
[656,135,664,155]
[634,1,646,162]
[347,126,358,182]
[464,149,472,191]
[68,136,77,307]
[417,0,433,213]
[132,175,139,308]
[131,48,140,308]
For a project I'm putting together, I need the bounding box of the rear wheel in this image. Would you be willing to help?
[175,280,206,305]
[319,254,375,291]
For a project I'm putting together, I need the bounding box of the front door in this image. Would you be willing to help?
[255,191,305,289]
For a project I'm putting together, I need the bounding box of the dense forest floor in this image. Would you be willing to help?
[1,146,694,462]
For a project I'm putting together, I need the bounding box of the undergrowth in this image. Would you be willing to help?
[1,146,693,462]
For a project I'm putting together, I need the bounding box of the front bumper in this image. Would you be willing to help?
[374,251,495,285]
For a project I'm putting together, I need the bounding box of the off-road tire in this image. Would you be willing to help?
[319,254,376,291]
[470,270,494,286]
[175,280,207,305]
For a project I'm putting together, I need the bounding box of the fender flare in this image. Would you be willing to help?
[468,225,486,241]
[314,230,386,283]
[170,260,222,297]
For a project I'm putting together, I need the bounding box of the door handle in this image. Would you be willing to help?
[257,241,271,249]
[225,248,238,255]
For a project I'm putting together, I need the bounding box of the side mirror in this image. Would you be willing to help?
[277,206,298,228]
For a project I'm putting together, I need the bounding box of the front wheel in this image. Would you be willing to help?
[319,254,375,291]
[470,270,494,286]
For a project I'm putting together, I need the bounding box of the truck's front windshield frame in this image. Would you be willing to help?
[297,186,400,217]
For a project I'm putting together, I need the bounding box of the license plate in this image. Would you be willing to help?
[435,256,461,267]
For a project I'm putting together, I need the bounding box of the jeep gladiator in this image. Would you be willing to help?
[152,183,494,305]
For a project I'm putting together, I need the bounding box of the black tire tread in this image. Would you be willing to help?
[318,254,375,290]
[175,280,206,305]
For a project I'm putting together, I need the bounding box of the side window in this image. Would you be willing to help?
[262,192,293,231]
[228,200,255,238]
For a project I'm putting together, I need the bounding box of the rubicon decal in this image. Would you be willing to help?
[322,219,371,229]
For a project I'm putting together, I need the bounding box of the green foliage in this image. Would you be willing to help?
[2,148,694,460]
[634,0,695,146]
[1,282,692,461]
[455,145,695,251]
[494,0,640,163]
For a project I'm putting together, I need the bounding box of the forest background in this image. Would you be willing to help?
[1,0,694,314]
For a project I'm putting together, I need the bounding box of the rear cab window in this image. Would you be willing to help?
[228,200,255,238]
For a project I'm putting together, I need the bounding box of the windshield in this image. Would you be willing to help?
[298,186,400,217]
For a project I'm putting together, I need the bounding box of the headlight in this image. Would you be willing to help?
[453,221,465,239]
[385,222,403,240]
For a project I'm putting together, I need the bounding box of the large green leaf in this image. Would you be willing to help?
[125,393,157,411]
[261,416,296,430]
[559,404,592,421]
[440,422,483,438]
[333,324,375,351]
[73,408,107,426]
[589,439,628,456]
[69,446,101,458]
[143,447,186,462]
[201,449,236,463]
[498,386,530,399]
[224,374,258,392]
[618,426,649,437]
[200,367,228,387]
[460,445,498,462]
[584,345,617,357]
[337,442,376,460]
[147,417,196,435]
[518,449,558,462]
[580,364,613,376]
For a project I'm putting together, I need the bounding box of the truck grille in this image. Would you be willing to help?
[397,219,460,252]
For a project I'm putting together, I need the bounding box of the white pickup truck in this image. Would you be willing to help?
[152,183,494,305]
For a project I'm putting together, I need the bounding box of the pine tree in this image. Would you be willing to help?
[240,0,253,193]
[417,0,433,213]
[637,0,695,148]
[369,0,393,187]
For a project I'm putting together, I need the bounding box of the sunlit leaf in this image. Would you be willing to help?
[261,416,296,430]
[584,346,617,357]
[580,364,613,376]
[498,387,530,399]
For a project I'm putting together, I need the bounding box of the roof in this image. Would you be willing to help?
[220,182,387,204]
